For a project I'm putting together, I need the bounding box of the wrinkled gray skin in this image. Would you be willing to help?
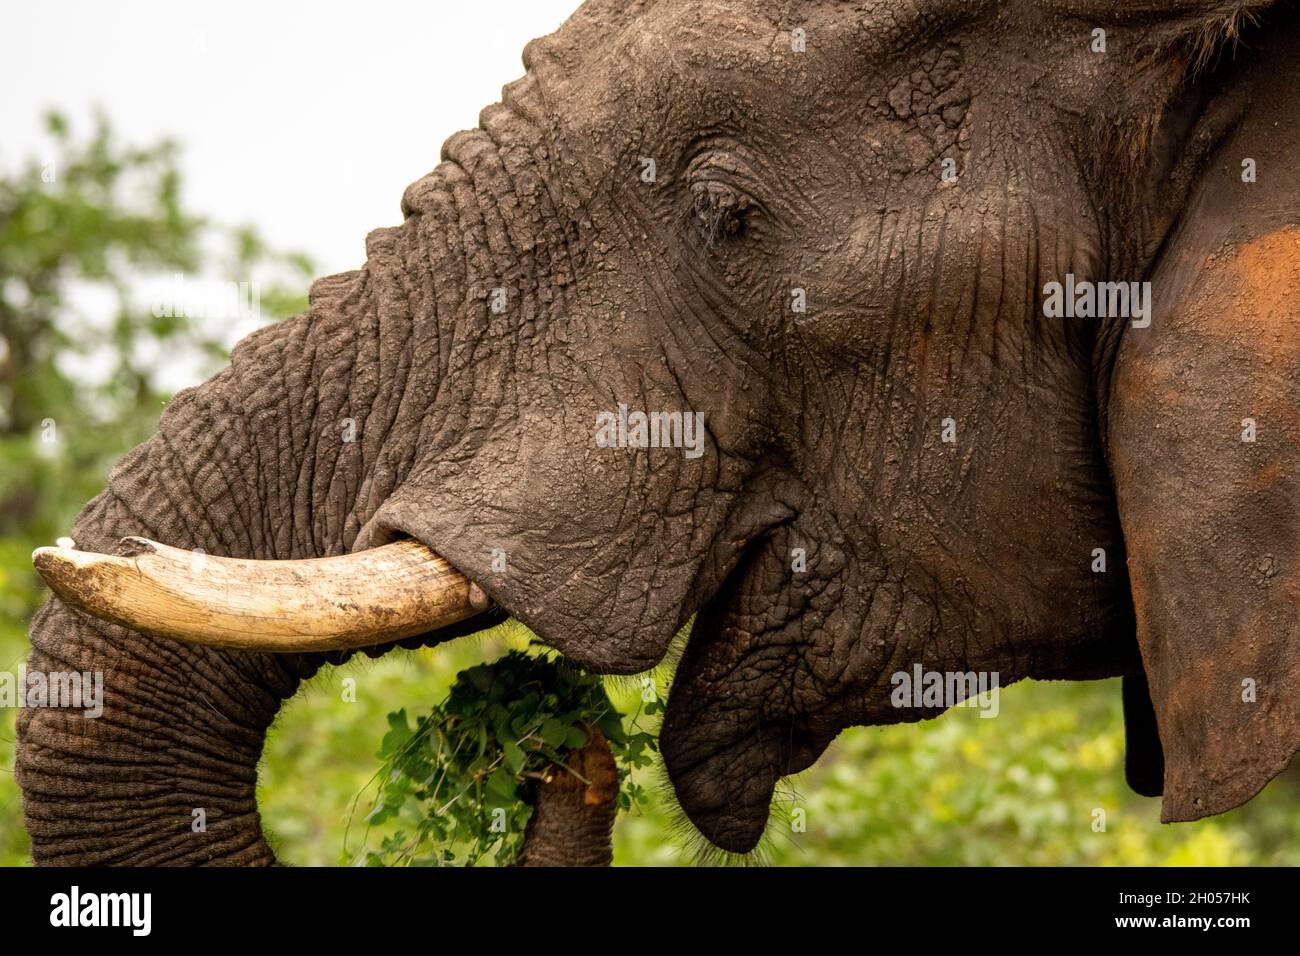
[18,0,1300,862]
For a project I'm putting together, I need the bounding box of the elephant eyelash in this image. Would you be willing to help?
[690,180,752,245]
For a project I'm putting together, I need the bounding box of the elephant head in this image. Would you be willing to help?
[18,0,1300,862]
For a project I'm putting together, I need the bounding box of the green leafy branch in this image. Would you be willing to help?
[359,647,659,866]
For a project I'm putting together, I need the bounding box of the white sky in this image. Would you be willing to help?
[1,0,579,277]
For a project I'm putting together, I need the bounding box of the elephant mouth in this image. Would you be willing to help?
[659,524,838,854]
[31,534,494,654]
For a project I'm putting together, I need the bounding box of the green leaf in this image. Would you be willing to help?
[486,767,518,801]
[596,711,624,741]
[540,717,568,749]
[378,710,413,758]
[502,739,526,775]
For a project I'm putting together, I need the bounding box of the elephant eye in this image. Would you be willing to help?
[690,180,751,245]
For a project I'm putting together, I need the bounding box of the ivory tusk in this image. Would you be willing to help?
[31,536,490,652]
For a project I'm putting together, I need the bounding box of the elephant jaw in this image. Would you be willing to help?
[31,536,492,652]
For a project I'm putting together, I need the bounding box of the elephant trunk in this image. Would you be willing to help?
[16,270,414,863]
[19,599,302,864]
[515,724,618,867]
[17,107,547,864]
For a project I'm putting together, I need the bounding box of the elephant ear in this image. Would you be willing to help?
[1108,18,1300,821]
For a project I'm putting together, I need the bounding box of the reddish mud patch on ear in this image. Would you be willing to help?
[1201,227,1300,345]
[1250,460,1283,489]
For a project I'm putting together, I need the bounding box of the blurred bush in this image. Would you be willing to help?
[612,677,1299,866]
[0,111,312,865]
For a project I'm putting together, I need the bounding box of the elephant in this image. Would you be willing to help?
[16,0,1300,864]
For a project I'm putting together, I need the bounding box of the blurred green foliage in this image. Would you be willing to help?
[1,113,1296,868]
[0,111,312,865]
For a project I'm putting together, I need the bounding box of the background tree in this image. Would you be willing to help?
[0,112,312,864]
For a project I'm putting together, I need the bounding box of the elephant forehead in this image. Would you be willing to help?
[536,0,887,111]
